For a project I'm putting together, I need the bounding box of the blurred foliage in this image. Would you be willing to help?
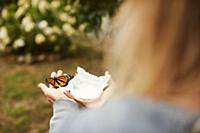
[0,0,120,56]
[0,0,17,7]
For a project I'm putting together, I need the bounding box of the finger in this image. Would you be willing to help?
[48,99,53,104]
[103,85,109,91]
[47,97,54,104]
[38,83,51,96]
[64,92,86,107]
[105,71,109,75]
[104,71,111,88]
[56,70,63,77]
[75,99,86,107]
[63,91,83,105]
[38,83,56,100]
[49,72,56,88]
[64,91,74,99]
[104,71,111,82]
[51,72,56,78]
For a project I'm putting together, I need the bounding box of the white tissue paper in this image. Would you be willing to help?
[58,66,111,101]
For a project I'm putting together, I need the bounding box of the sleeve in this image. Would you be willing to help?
[49,99,82,133]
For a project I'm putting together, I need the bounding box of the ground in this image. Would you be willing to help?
[0,55,103,133]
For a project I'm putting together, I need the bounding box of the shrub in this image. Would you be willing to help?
[0,0,119,56]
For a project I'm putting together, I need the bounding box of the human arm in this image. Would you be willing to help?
[38,70,114,132]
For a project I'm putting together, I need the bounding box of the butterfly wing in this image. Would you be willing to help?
[46,74,73,88]
[46,78,60,88]
[55,75,69,87]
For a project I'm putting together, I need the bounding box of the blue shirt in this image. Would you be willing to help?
[49,98,200,133]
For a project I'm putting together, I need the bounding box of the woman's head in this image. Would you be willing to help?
[108,0,200,106]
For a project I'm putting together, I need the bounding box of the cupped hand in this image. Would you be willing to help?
[75,71,115,108]
[38,70,75,103]
[38,70,114,108]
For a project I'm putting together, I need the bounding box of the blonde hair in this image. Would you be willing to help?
[107,0,200,100]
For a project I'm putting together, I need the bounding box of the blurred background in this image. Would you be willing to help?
[0,0,120,132]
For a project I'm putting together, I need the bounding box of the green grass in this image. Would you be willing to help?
[0,56,103,133]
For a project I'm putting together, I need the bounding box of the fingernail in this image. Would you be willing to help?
[38,83,43,88]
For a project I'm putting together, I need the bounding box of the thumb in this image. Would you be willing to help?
[38,83,50,96]
[38,83,67,101]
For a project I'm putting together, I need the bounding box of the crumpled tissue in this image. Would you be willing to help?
[59,66,111,101]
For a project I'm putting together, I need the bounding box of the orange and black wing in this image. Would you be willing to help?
[46,78,60,88]
[56,75,70,87]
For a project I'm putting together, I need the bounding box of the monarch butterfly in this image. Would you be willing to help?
[46,74,74,88]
